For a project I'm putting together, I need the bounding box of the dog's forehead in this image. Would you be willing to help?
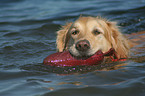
[74,17,101,28]
[87,20,101,28]
[73,18,88,27]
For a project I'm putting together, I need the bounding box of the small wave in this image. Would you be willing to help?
[0,40,56,65]
[3,32,19,37]
[0,0,23,4]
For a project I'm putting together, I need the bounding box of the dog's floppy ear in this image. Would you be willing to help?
[107,22,131,58]
[56,22,72,52]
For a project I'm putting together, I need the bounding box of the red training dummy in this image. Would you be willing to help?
[43,48,125,67]
[43,50,104,67]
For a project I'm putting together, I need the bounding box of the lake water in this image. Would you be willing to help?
[0,0,145,96]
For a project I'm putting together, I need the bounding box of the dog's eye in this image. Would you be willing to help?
[71,30,79,35]
[93,30,101,35]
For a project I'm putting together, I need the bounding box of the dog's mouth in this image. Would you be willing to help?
[69,50,99,60]
[68,47,98,59]
[69,48,121,61]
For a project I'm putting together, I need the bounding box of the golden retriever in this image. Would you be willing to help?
[56,16,131,59]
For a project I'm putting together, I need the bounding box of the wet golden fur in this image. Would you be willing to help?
[56,16,131,59]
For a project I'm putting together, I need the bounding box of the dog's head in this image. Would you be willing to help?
[56,16,130,58]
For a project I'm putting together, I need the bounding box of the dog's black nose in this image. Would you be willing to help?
[76,40,90,51]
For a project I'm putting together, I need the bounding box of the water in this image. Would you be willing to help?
[0,0,145,96]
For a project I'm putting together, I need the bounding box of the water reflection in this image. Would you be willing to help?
[20,61,128,75]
